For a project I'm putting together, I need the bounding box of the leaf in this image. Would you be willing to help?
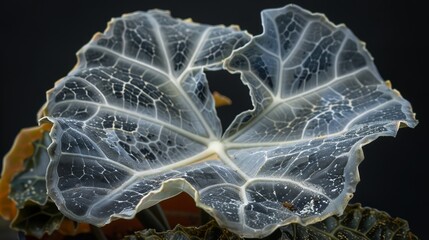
[1,123,90,237]
[43,5,416,238]
[13,203,90,239]
[213,91,232,107]
[11,201,64,239]
[123,204,419,240]
[44,8,250,230]
[123,220,241,240]
[0,124,52,221]
[4,93,226,237]
[280,204,419,240]
[10,129,52,207]
[12,201,90,239]
[223,5,417,236]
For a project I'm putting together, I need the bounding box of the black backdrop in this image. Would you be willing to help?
[1,1,427,238]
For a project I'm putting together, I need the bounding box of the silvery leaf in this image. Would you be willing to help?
[222,5,416,236]
[44,5,416,238]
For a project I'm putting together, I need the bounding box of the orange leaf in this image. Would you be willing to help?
[213,91,232,107]
[0,123,52,221]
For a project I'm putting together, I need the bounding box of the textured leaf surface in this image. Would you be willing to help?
[12,201,91,238]
[45,8,250,232]
[45,5,416,238]
[124,220,240,240]
[2,124,91,237]
[10,130,52,207]
[0,124,52,221]
[124,204,418,240]
[221,5,416,236]
[11,201,64,238]
[280,204,419,240]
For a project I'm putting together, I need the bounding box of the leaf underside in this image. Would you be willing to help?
[124,204,419,240]
[44,5,416,238]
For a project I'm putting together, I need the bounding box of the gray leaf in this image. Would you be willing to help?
[222,5,416,236]
[10,131,51,208]
[44,5,416,238]
[45,8,251,232]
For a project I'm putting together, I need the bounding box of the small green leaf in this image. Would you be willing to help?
[9,132,51,208]
[11,201,64,238]
[124,204,418,240]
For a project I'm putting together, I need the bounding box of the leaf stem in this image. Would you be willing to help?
[136,207,167,231]
[90,224,107,240]
[149,204,170,230]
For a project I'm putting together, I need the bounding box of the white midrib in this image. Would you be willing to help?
[148,16,218,140]
[127,141,249,180]
[73,21,254,216]
[83,140,249,217]
[87,21,217,141]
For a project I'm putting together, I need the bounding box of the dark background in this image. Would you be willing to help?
[1,0,427,238]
